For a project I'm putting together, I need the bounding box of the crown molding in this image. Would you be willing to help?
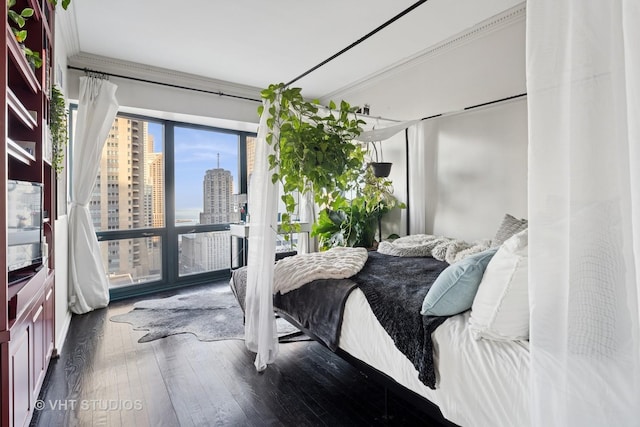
[55,3,80,57]
[66,53,264,101]
[321,2,526,101]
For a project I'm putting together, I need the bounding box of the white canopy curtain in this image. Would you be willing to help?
[68,76,119,315]
[356,119,420,144]
[245,98,280,371]
[298,190,316,254]
[527,1,640,426]
[407,121,438,234]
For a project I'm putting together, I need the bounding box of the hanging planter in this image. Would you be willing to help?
[369,161,392,178]
[368,140,392,177]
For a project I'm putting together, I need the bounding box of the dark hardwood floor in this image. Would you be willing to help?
[31,281,449,427]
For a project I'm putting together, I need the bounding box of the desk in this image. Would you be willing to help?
[230,222,311,268]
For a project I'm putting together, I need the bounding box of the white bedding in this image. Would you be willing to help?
[339,289,530,427]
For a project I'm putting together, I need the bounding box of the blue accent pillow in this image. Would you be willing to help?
[421,247,499,316]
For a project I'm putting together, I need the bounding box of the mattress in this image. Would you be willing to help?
[339,289,531,427]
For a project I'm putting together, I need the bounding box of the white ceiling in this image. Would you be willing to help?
[64,0,523,100]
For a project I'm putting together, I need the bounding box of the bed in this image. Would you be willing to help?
[231,217,531,427]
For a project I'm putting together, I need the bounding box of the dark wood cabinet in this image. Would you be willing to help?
[2,1,57,425]
[6,271,54,427]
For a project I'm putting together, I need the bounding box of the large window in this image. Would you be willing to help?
[76,111,253,298]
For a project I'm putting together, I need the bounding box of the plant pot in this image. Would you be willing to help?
[370,162,392,178]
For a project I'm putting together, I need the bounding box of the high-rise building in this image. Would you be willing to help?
[91,118,161,284]
[199,166,233,224]
[146,133,164,229]
[246,136,256,182]
[180,159,234,274]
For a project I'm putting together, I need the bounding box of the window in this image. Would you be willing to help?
[73,110,255,297]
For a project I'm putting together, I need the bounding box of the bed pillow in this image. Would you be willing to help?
[492,213,528,246]
[421,247,499,316]
[469,228,529,341]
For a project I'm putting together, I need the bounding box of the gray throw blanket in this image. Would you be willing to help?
[231,267,357,351]
[274,278,358,351]
[350,251,449,389]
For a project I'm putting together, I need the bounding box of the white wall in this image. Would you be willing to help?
[53,10,72,352]
[53,216,71,352]
[65,54,261,131]
[328,7,528,242]
[426,100,528,241]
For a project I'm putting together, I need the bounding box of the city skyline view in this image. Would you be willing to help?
[91,116,254,288]
[148,122,242,222]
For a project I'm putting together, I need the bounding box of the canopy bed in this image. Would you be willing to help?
[233,215,531,426]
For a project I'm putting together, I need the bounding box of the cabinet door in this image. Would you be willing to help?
[44,282,55,360]
[31,300,45,400]
[9,324,31,427]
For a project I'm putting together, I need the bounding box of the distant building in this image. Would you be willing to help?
[180,231,230,274]
[180,160,234,275]
[91,118,162,285]
[200,167,233,225]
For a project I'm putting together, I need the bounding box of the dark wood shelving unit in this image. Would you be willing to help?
[2,0,57,426]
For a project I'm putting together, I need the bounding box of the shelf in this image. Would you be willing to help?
[27,0,41,16]
[7,266,47,325]
[3,2,56,424]
[7,88,38,130]
[7,138,37,165]
[6,27,40,94]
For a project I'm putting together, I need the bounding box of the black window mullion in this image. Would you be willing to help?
[165,121,177,283]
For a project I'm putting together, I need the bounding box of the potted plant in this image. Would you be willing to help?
[312,167,405,249]
[49,85,68,174]
[368,140,392,178]
[259,83,366,237]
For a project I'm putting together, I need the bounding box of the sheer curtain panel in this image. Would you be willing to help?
[407,121,438,234]
[527,1,640,425]
[244,99,280,371]
[68,76,119,314]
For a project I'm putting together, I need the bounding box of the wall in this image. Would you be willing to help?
[65,54,261,132]
[424,99,528,241]
[53,8,72,352]
[327,5,528,242]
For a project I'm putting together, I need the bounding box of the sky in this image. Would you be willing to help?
[148,123,240,214]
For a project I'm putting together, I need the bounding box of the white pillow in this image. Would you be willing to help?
[469,228,529,341]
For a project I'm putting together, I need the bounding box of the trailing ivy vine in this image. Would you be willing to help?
[259,83,366,236]
[50,85,68,175]
[258,83,405,248]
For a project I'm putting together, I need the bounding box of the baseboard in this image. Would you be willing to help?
[54,309,72,356]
